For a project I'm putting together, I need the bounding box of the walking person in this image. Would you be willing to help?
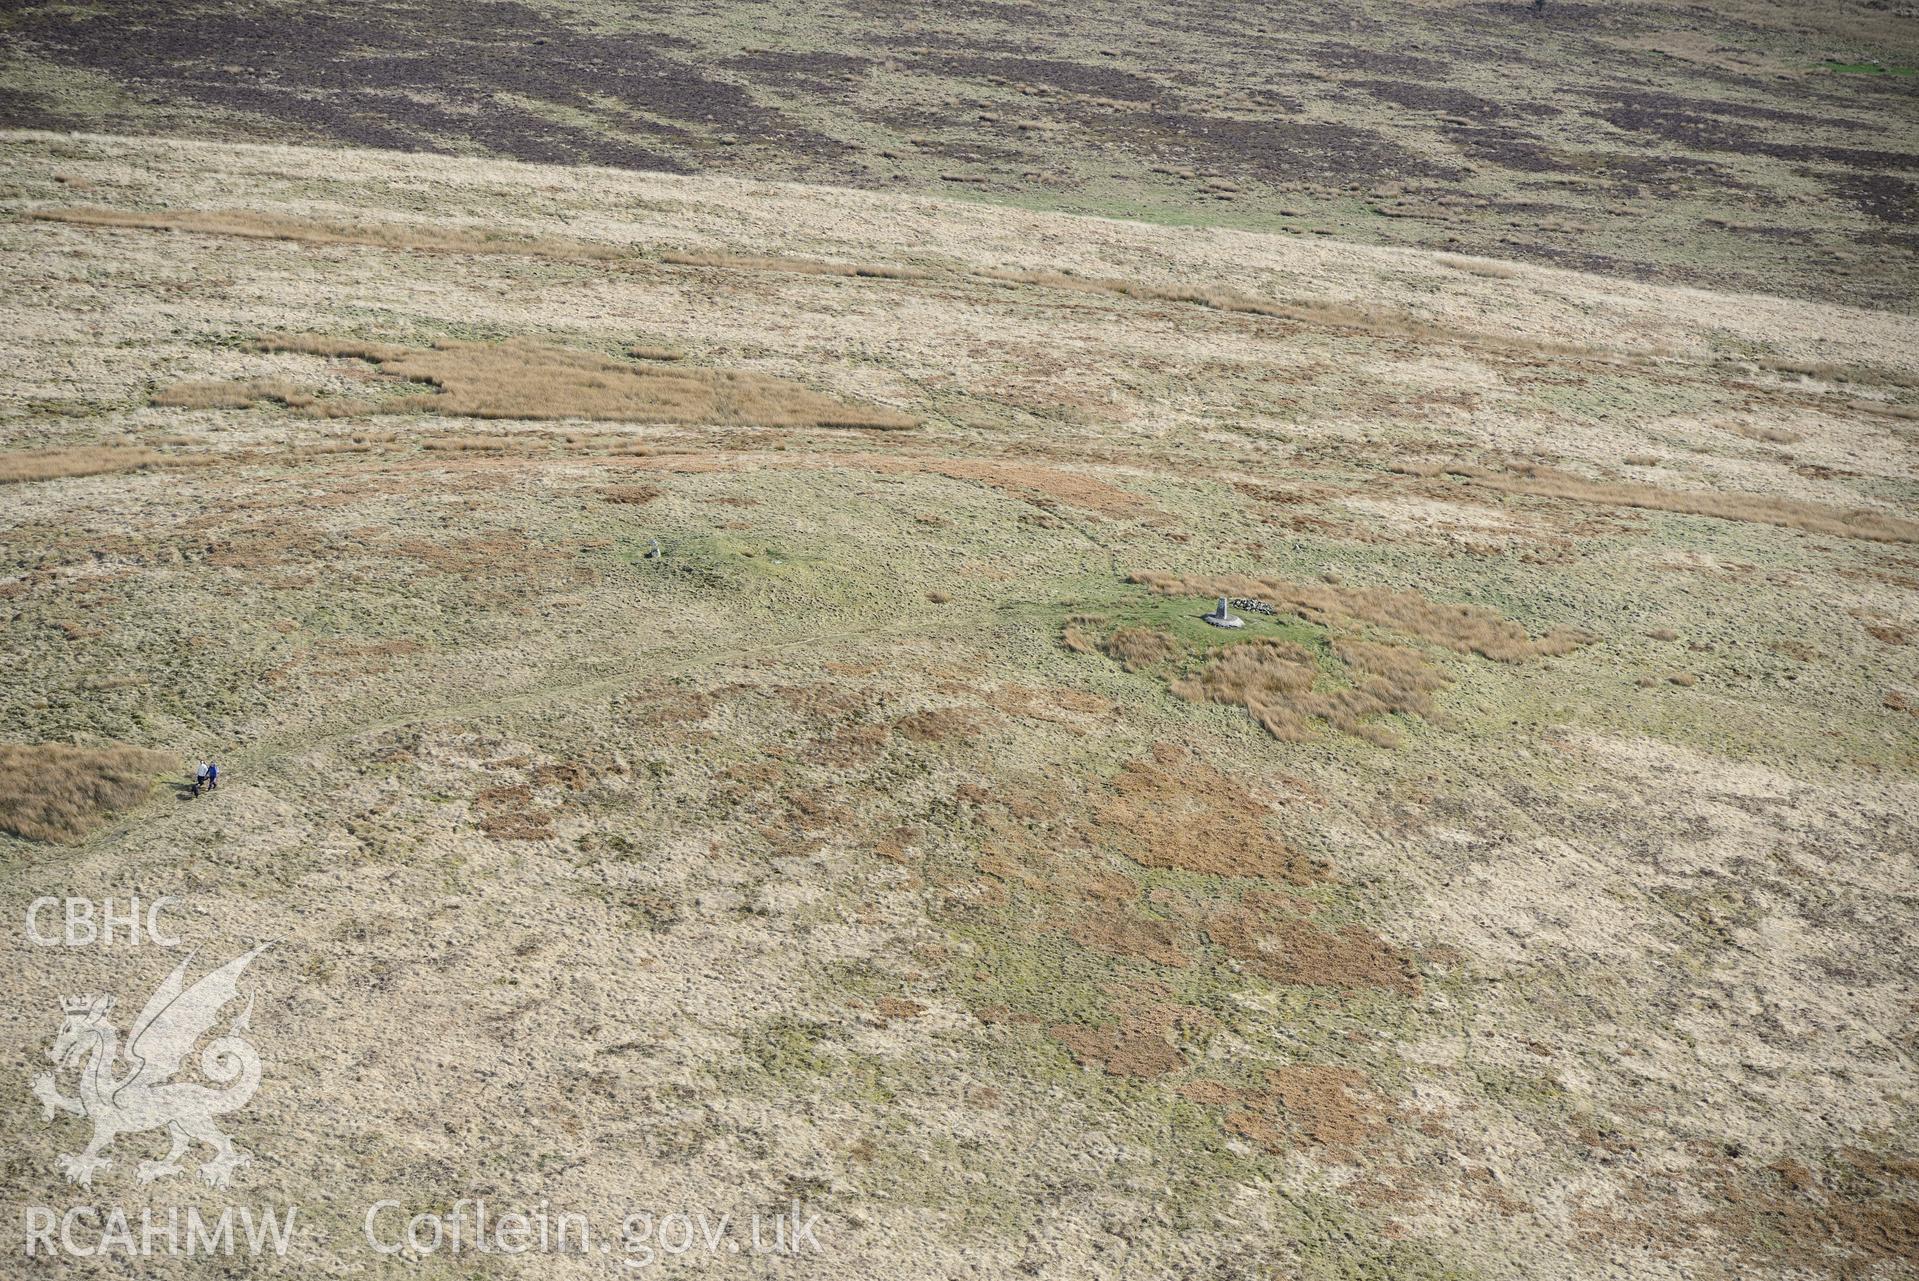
[205,760,219,791]
[192,761,209,797]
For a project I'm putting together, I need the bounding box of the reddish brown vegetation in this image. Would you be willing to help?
[1183,1065,1388,1151]
[1172,637,1449,747]
[1056,909,1192,967]
[230,334,918,429]
[1086,744,1325,884]
[1204,900,1419,994]
[1048,1003,1187,1078]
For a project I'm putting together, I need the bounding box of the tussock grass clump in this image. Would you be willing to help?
[1060,618,1101,654]
[1128,570,1588,661]
[0,744,173,842]
[1102,626,1178,671]
[0,446,181,484]
[210,335,919,430]
[152,377,323,410]
[33,206,622,261]
[1171,638,1449,747]
[1396,461,1919,544]
[422,435,515,451]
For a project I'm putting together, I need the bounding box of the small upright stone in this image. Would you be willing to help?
[1203,595,1243,629]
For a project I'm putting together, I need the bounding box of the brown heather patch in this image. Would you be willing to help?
[1583,1147,1919,1279]
[627,345,685,362]
[1396,461,1919,544]
[1128,570,1587,661]
[872,997,926,1023]
[894,707,988,742]
[1171,637,1450,748]
[1182,1065,1388,1152]
[1048,1003,1187,1079]
[1054,908,1192,968]
[32,205,622,261]
[0,743,173,843]
[0,446,192,484]
[1086,743,1325,884]
[975,683,1116,725]
[1204,900,1419,994]
[478,811,555,841]
[237,335,918,429]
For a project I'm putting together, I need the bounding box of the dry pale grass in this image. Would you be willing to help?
[660,249,931,280]
[1437,255,1522,280]
[0,743,174,843]
[863,457,1144,516]
[32,204,1627,369]
[1129,570,1588,661]
[212,335,920,429]
[1170,638,1449,747]
[598,483,661,504]
[1396,461,1919,544]
[979,266,1638,364]
[33,206,623,261]
[0,446,183,484]
[1725,423,1804,445]
[37,204,1726,377]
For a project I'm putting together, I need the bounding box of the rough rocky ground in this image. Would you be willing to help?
[1,1,1916,308]
[0,129,1915,1278]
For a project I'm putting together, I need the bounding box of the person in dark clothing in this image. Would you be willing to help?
[205,761,219,791]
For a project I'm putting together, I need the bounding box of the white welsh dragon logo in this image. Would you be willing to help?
[31,944,273,1189]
